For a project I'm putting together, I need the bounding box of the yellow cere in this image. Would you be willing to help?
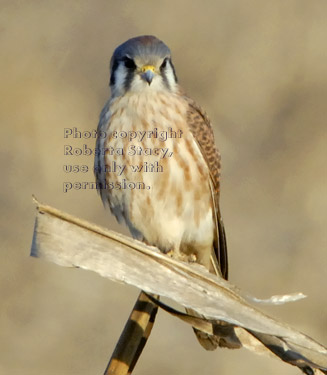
[140,65,156,73]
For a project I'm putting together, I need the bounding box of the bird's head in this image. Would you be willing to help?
[109,35,178,97]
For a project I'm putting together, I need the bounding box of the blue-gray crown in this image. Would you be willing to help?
[112,35,171,62]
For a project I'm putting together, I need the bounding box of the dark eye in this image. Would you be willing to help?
[160,58,169,69]
[123,57,136,69]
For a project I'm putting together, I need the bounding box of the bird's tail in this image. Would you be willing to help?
[104,291,158,375]
[185,307,219,350]
[185,308,241,350]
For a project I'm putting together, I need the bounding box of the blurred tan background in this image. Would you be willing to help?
[1,1,326,374]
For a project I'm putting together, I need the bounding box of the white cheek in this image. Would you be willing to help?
[165,67,178,92]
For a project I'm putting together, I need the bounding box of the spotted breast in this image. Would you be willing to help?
[95,91,214,268]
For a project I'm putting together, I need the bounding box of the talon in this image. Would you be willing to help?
[165,249,174,257]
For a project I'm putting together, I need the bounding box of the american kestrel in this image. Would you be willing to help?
[95,35,228,350]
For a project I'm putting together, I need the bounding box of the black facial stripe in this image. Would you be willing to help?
[170,60,178,83]
[124,66,135,91]
[110,56,136,90]
[123,56,136,69]
[160,57,168,70]
[121,56,136,91]
[110,59,119,86]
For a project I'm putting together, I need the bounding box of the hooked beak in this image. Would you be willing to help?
[140,65,156,85]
